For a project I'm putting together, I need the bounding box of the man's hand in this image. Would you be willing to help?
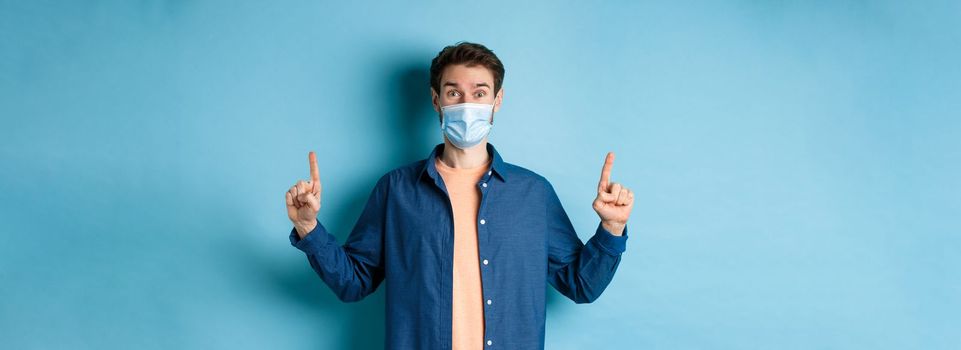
[286,151,322,238]
[593,152,634,236]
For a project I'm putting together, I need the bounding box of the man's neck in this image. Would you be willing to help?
[439,139,490,169]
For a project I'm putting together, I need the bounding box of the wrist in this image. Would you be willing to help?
[295,219,317,238]
[601,220,626,236]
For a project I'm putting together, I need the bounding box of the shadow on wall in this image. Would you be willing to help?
[386,62,442,165]
[248,61,437,349]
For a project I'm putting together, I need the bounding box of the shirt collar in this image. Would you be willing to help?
[419,143,510,184]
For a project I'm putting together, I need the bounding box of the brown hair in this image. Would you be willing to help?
[430,42,505,95]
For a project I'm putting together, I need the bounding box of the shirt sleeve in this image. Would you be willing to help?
[288,174,390,302]
[545,181,628,304]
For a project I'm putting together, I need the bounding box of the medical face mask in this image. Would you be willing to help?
[440,102,494,149]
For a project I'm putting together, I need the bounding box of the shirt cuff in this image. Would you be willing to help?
[288,219,330,254]
[590,222,629,256]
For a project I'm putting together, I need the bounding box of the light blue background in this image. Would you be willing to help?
[2,1,959,349]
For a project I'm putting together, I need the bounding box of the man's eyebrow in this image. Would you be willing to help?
[442,81,491,89]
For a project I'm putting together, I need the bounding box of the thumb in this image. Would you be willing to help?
[596,190,617,203]
[307,195,320,211]
[298,192,318,211]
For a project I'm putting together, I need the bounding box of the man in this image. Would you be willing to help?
[285,42,634,349]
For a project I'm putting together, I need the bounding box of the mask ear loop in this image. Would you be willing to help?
[439,106,446,130]
[436,90,447,129]
[489,98,496,125]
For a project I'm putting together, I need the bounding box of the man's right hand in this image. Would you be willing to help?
[286,151,322,238]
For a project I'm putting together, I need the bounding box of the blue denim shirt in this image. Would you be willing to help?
[289,143,628,349]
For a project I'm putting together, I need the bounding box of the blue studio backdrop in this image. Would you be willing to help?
[1,1,959,349]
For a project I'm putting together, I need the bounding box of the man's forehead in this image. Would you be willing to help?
[442,65,493,86]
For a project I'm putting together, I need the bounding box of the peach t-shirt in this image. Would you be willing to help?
[435,156,490,350]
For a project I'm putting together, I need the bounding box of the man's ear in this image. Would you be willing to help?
[493,88,504,113]
[431,88,440,114]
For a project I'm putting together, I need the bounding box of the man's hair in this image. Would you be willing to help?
[430,42,505,95]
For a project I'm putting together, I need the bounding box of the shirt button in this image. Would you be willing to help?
[483,259,489,265]
[480,219,486,225]
[487,299,492,305]
[487,340,492,346]
[482,182,488,188]
[488,170,492,176]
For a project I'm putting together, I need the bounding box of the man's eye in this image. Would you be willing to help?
[448,90,460,97]
[475,91,486,98]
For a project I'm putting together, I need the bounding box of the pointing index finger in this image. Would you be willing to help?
[598,152,614,192]
[309,151,320,183]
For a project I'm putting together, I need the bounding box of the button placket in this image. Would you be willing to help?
[477,166,496,349]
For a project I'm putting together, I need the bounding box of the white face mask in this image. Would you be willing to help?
[440,102,494,149]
